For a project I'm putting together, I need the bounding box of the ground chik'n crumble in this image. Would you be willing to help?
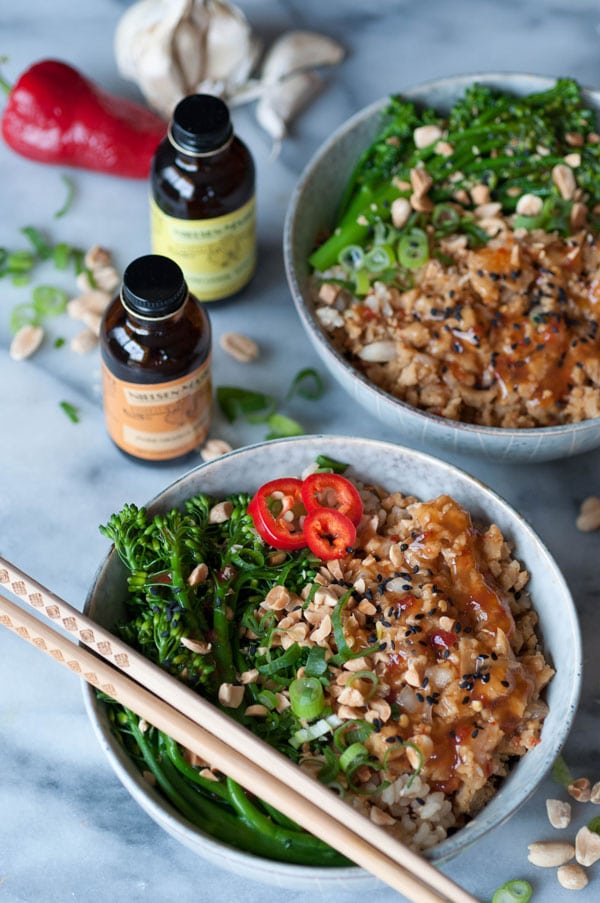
[247,480,553,850]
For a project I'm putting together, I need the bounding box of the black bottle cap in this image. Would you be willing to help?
[121,255,188,318]
[170,94,233,154]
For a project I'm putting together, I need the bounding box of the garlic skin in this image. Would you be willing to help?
[114,0,261,118]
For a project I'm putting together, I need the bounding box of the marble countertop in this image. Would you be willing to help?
[1,1,599,900]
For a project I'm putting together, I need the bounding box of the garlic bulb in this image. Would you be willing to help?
[114,0,261,117]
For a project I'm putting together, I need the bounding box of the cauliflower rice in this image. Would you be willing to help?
[313,221,600,428]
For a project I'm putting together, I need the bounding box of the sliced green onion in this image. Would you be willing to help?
[372,221,398,245]
[10,303,39,334]
[257,689,278,710]
[345,670,379,701]
[353,268,371,296]
[314,454,349,474]
[552,754,573,788]
[431,203,460,232]
[364,244,395,272]
[265,413,304,440]
[54,174,76,218]
[21,226,52,259]
[32,285,68,317]
[52,242,72,270]
[286,367,325,401]
[289,714,341,749]
[11,273,30,286]
[54,337,66,349]
[304,645,329,678]
[258,642,302,676]
[491,879,532,903]
[60,401,80,423]
[316,747,340,784]
[289,677,325,721]
[331,589,355,661]
[6,250,35,272]
[339,742,369,773]
[333,719,373,751]
[397,227,429,270]
[338,244,365,272]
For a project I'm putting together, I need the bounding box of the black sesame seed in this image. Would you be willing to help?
[501,679,510,687]
[400,543,408,551]
[462,696,470,705]
[415,692,425,702]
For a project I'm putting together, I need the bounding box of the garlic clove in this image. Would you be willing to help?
[173,15,207,90]
[256,70,322,142]
[198,0,261,93]
[115,0,191,84]
[259,30,345,85]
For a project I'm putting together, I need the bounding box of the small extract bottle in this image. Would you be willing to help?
[100,254,212,463]
[150,93,256,303]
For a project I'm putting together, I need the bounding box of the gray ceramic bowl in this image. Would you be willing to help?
[82,436,581,890]
[284,74,600,462]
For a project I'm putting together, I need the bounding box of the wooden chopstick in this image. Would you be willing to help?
[0,558,480,903]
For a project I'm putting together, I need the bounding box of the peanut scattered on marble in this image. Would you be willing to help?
[557,863,589,890]
[576,497,600,532]
[219,331,259,363]
[9,324,44,361]
[200,439,233,462]
[527,841,575,867]
[546,798,572,829]
[568,778,592,802]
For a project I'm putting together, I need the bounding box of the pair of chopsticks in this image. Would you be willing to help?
[0,555,479,903]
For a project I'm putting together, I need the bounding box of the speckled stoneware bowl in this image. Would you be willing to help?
[83,436,581,890]
[284,74,600,463]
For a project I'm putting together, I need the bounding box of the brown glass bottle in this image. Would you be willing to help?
[100,254,212,463]
[150,93,256,302]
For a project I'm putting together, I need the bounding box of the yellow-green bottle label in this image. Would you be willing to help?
[150,195,256,301]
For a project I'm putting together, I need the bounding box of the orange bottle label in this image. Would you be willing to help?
[102,360,212,461]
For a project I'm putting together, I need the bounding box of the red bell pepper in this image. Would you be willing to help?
[1,59,166,178]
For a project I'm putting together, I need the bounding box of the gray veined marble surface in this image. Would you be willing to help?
[0,1,599,901]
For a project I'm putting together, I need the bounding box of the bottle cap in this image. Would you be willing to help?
[121,255,188,318]
[170,94,233,154]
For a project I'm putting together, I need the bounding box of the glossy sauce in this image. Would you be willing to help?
[350,495,538,799]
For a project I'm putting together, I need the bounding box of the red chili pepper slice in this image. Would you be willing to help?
[248,478,306,550]
[301,473,363,526]
[303,508,356,561]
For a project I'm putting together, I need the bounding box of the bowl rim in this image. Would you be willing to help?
[283,72,600,443]
[82,434,583,880]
